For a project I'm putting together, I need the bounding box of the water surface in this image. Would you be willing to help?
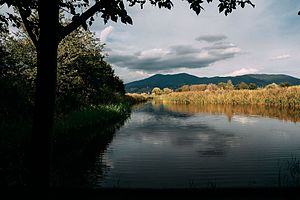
[90,102,300,188]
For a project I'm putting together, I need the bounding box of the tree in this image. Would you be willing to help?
[225,80,234,90]
[265,83,279,89]
[0,0,255,188]
[163,87,173,94]
[1,27,125,114]
[236,82,249,90]
[279,82,291,88]
[152,87,163,95]
[217,82,227,89]
[248,83,257,90]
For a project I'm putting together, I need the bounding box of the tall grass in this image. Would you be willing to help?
[55,103,131,132]
[157,86,300,109]
[125,93,153,104]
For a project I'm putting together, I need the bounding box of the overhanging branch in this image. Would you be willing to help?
[59,2,102,40]
[16,5,39,48]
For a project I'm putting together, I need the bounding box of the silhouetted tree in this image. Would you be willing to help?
[0,0,255,188]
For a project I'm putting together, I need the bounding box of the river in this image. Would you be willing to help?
[81,102,300,188]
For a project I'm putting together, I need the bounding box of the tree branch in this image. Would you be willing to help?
[59,2,102,41]
[16,5,39,48]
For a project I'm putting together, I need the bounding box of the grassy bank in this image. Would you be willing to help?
[54,102,131,151]
[154,86,300,109]
[0,102,132,186]
[55,103,131,132]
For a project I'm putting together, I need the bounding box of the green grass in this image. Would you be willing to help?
[55,103,131,132]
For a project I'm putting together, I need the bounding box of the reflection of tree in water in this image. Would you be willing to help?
[158,102,300,123]
[52,120,127,187]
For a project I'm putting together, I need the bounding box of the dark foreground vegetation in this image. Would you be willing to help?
[0,27,138,186]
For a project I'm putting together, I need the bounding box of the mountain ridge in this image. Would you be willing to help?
[125,73,300,93]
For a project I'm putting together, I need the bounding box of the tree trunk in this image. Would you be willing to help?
[30,0,59,190]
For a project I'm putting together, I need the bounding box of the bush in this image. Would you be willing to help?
[265,83,279,89]
[152,87,163,95]
[163,88,173,94]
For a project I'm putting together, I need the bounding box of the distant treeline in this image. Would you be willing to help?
[149,80,292,95]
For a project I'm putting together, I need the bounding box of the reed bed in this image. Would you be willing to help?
[157,86,300,109]
[125,93,153,103]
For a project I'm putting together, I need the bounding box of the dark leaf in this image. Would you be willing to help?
[82,22,87,30]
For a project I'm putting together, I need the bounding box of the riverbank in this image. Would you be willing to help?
[0,102,133,186]
[152,86,300,109]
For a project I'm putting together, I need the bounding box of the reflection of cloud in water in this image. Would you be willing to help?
[123,105,239,157]
[232,116,257,125]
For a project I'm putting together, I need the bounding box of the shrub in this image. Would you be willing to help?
[152,87,163,95]
[163,88,173,94]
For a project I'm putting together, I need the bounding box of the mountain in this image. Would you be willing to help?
[125,73,300,93]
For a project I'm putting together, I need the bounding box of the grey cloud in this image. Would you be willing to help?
[170,45,200,55]
[107,43,240,72]
[195,35,228,43]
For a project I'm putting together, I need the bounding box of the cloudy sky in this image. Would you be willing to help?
[93,1,300,83]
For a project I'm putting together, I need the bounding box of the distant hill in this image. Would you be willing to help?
[125,73,300,93]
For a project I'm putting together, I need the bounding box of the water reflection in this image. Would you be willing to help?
[155,102,300,123]
[97,102,300,188]
[52,119,128,187]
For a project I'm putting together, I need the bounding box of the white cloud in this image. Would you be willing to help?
[99,26,113,42]
[226,68,259,76]
[271,54,291,60]
[112,66,152,83]
[138,48,170,59]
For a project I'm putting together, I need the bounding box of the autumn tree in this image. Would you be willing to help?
[0,0,255,188]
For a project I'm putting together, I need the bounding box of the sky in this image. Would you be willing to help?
[89,0,300,83]
[1,1,299,83]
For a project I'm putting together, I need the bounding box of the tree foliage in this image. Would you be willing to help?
[163,87,173,94]
[0,27,124,115]
[152,87,163,95]
[236,81,249,90]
